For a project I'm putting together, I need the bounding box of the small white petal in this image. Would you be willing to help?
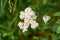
[29,11,35,16]
[24,13,31,19]
[24,19,30,24]
[23,29,27,33]
[23,23,29,29]
[19,11,25,19]
[30,20,39,29]
[25,7,32,12]
[18,22,24,29]
[31,16,37,20]
[20,15,24,19]
[20,11,24,15]
[42,15,51,24]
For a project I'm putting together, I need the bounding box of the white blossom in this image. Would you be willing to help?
[18,22,24,29]
[30,20,39,29]
[24,19,30,24]
[24,12,31,19]
[24,7,32,12]
[18,7,39,32]
[19,11,25,19]
[42,15,51,24]
[18,22,28,32]
[31,16,37,20]
[23,23,29,29]
[28,11,35,16]
[23,29,27,33]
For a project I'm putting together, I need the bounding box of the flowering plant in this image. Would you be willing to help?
[1,0,60,40]
[18,7,39,32]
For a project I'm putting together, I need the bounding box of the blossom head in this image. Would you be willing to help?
[42,15,51,24]
[18,7,39,32]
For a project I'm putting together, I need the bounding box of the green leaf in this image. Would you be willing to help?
[0,33,2,40]
[40,38,48,40]
[57,26,60,34]
[52,25,58,32]
[53,12,60,16]
[33,36,39,40]
[51,34,57,40]
[42,23,51,30]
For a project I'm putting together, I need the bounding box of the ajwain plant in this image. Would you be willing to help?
[0,0,60,40]
[18,7,39,32]
[18,7,51,33]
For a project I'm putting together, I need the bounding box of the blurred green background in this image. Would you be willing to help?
[0,0,60,40]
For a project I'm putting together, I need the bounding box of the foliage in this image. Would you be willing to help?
[0,0,60,40]
[53,12,60,16]
[57,26,60,34]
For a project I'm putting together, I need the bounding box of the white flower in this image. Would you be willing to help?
[18,22,28,32]
[24,19,30,24]
[18,22,24,29]
[23,29,27,33]
[18,7,39,32]
[31,16,37,20]
[24,12,31,19]
[28,11,35,16]
[23,23,29,29]
[42,15,51,24]
[22,23,29,33]
[25,7,32,12]
[19,11,25,19]
[30,20,39,29]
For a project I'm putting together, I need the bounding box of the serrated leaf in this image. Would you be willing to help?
[53,12,60,16]
[57,26,60,34]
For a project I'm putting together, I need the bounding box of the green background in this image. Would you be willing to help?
[0,0,60,40]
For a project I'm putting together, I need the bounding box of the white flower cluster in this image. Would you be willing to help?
[18,7,39,32]
[42,15,51,24]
